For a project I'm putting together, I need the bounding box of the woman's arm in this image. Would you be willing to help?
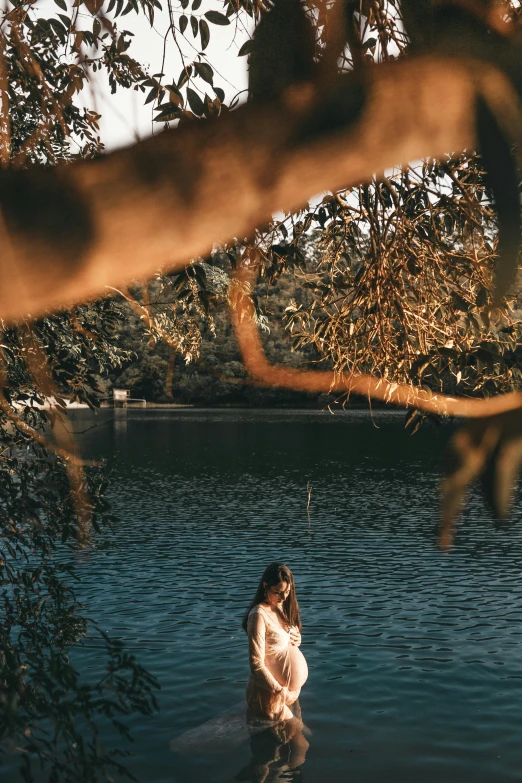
[247,610,284,693]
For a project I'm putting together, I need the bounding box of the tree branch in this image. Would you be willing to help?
[0,55,518,322]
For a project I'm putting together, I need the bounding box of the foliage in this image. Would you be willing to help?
[0,456,159,782]
[2,4,522,776]
[0,303,159,781]
[283,162,522,399]
[110,263,320,405]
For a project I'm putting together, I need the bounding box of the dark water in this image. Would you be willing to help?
[29,410,522,780]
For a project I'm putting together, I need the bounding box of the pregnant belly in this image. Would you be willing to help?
[287,644,308,691]
[268,645,308,692]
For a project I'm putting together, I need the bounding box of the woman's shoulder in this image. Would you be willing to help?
[247,604,267,622]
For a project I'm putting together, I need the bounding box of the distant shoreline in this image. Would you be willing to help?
[97,400,392,411]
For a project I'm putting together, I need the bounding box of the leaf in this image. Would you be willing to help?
[179,14,188,34]
[194,62,213,84]
[54,0,68,9]
[177,65,192,88]
[180,0,189,8]
[213,86,225,102]
[144,86,158,105]
[190,15,198,36]
[361,37,377,51]
[476,286,489,307]
[199,19,210,50]
[204,10,230,25]
[186,87,204,115]
[153,102,182,122]
[238,38,254,56]
[404,409,419,430]
[48,17,66,34]
[451,292,469,312]
[166,83,184,106]
[407,255,421,276]
[192,0,202,7]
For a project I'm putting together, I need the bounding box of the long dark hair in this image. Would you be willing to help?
[242,562,301,632]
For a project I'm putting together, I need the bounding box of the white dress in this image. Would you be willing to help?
[246,605,308,721]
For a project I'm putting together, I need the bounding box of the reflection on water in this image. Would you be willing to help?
[170,699,309,783]
[21,409,522,782]
[235,703,309,783]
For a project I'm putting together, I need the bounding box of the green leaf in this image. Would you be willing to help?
[179,14,188,34]
[213,86,225,102]
[54,0,68,10]
[190,15,198,36]
[199,19,209,50]
[192,0,202,8]
[204,10,230,25]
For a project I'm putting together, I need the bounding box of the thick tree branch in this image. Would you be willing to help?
[0,55,518,322]
[232,267,522,419]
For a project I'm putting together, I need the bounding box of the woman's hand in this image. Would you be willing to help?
[282,686,300,706]
[289,626,301,647]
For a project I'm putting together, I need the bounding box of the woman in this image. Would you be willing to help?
[242,563,308,722]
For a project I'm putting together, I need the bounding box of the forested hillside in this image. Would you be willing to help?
[109,267,333,406]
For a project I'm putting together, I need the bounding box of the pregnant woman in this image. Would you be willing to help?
[242,562,308,722]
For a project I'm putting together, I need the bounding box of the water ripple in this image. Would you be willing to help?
[29,409,522,782]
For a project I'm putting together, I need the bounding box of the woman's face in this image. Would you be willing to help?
[265,580,290,608]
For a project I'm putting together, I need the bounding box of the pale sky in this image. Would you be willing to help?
[88,6,252,152]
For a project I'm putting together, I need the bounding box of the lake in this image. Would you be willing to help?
[25,409,522,781]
